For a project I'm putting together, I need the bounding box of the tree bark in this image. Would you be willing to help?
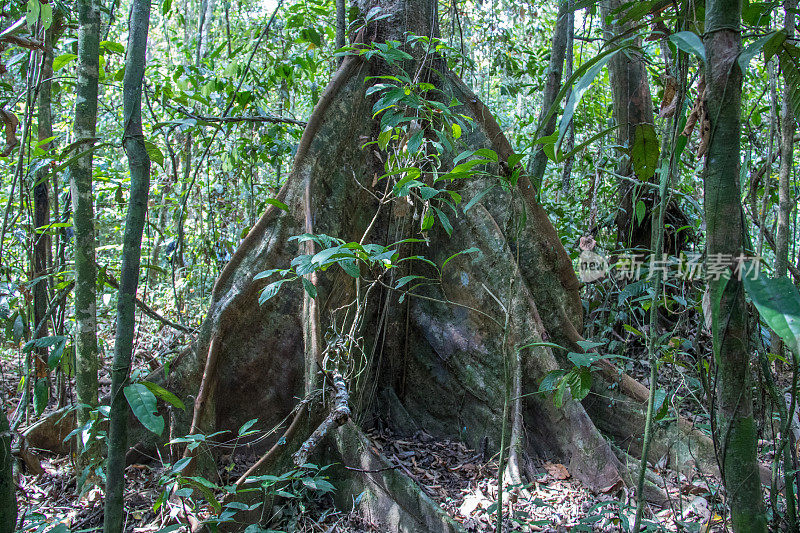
[103,0,151,531]
[527,0,569,188]
[70,0,101,464]
[0,410,15,533]
[703,1,767,530]
[33,21,56,382]
[601,0,656,250]
[125,1,716,529]
[776,1,796,282]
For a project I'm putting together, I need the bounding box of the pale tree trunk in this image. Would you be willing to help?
[103,0,151,530]
[527,0,569,187]
[197,0,216,62]
[601,0,655,250]
[774,1,796,359]
[703,1,767,530]
[70,0,100,466]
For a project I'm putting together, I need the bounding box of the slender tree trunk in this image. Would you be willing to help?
[0,409,15,533]
[776,1,795,279]
[104,0,151,531]
[601,0,656,250]
[336,0,346,65]
[703,1,767,530]
[33,23,56,381]
[527,0,569,187]
[559,2,575,194]
[70,0,101,465]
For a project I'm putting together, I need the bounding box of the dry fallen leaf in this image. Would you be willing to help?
[543,462,570,480]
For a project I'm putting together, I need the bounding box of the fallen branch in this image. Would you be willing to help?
[292,370,350,466]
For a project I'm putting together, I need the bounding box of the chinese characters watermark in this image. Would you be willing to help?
[578,247,762,283]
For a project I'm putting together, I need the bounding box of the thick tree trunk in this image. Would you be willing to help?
[104,0,151,531]
[126,1,720,529]
[70,0,101,464]
[703,1,767,530]
[601,0,656,250]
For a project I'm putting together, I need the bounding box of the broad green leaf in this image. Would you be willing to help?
[142,381,186,410]
[635,200,646,226]
[738,31,781,72]
[265,198,289,212]
[34,377,48,415]
[669,31,706,62]
[144,141,165,168]
[53,54,77,71]
[395,275,424,289]
[124,383,165,436]
[557,50,619,148]
[779,42,800,119]
[26,0,40,28]
[631,123,659,180]
[743,271,800,357]
[100,41,125,54]
[301,278,317,299]
[259,278,291,304]
[451,123,462,139]
[238,418,258,435]
[39,2,52,30]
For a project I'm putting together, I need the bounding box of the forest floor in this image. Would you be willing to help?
[3,316,775,532]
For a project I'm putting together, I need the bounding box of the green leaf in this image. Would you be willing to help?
[738,31,781,72]
[442,247,480,271]
[162,0,173,16]
[555,48,623,147]
[451,123,462,139]
[238,418,258,436]
[39,2,52,30]
[339,259,360,278]
[635,200,646,226]
[259,278,291,304]
[265,198,289,212]
[141,381,186,410]
[395,275,424,289]
[669,31,706,62]
[779,42,800,119]
[34,377,48,415]
[743,270,800,357]
[124,383,165,436]
[100,41,125,54]
[462,185,495,213]
[26,0,40,28]
[144,141,165,168]
[378,128,391,150]
[52,54,78,71]
[631,123,659,181]
[301,277,317,299]
[433,207,452,236]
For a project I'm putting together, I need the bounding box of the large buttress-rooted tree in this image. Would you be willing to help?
[132,1,719,529]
